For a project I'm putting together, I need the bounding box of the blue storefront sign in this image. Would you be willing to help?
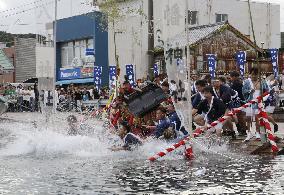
[85,48,95,56]
[59,68,81,80]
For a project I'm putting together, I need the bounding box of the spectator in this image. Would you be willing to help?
[34,82,39,111]
[93,87,100,99]
[16,85,24,112]
[82,87,91,101]
[59,89,66,103]
[23,86,31,111]
[29,86,35,112]
[74,87,82,111]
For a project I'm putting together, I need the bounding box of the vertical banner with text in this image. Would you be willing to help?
[236,51,246,79]
[94,66,102,90]
[126,64,135,87]
[268,49,279,78]
[207,54,217,79]
[109,66,117,90]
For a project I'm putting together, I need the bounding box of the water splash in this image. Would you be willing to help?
[0,114,185,161]
[0,113,252,164]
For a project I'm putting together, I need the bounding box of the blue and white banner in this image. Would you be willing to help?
[207,54,217,79]
[94,66,102,90]
[126,64,135,87]
[85,48,95,56]
[268,49,279,78]
[153,64,159,77]
[109,66,117,89]
[236,51,246,78]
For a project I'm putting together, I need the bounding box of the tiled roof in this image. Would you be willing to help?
[168,22,260,52]
[169,22,227,47]
[187,22,226,45]
[0,49,14,71]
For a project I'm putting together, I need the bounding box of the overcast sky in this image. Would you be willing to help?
[0,0,283,34]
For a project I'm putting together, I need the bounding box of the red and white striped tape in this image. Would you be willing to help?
[257,98,279,152]
[193,92,270,137]
[148,92,270,162]
[148,137,192,161]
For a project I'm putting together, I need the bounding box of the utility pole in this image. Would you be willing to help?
[148,0,154,79]
[248,0,267,143]
[185,0,192,134]
[113,21,123,97]
[248,0,262,93]
[53,0,58,113]
[114,21,119,97]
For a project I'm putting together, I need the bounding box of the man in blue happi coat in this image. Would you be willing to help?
[146,107,171,139]
[167,103,188,136]
[111,121,142,151]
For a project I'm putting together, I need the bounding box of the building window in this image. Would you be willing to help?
[61,42,74,68]
[216,14,228,23]
[60,38,94,68]
[188,11,198,25]
[87,39,94,49]
[74,40,87,59]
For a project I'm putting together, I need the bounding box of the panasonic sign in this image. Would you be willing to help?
[59,68,81,80]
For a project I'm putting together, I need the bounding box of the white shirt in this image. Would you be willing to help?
[59,94,65,102]
[16,88,23,97]
[169,83,177,92]
[22,90,30,101]
[29,90,35,99]
[44,91,53,106]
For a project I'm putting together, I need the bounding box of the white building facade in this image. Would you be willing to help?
[108,0,280,79]
[36,0,281,82]
[107,0,150,81]
[153,0,280,49]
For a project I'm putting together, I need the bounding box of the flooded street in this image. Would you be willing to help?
[0,0,283,194]
[0,113,284,194]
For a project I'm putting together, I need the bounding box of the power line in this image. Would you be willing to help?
[0,1,54,19]
[0,0,46,14]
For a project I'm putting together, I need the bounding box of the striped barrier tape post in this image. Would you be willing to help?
[148,92,269,162]
[257,98,279,152]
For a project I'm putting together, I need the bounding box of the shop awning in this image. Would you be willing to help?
[56,78,94,85]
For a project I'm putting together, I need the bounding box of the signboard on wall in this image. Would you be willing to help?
[59,67,94,80]
[59,68,81,80]
[85,48,95,66]
[85,48,95,56]
[71,57,83,67]
[85,56,95,66]
[81,67,94,78]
